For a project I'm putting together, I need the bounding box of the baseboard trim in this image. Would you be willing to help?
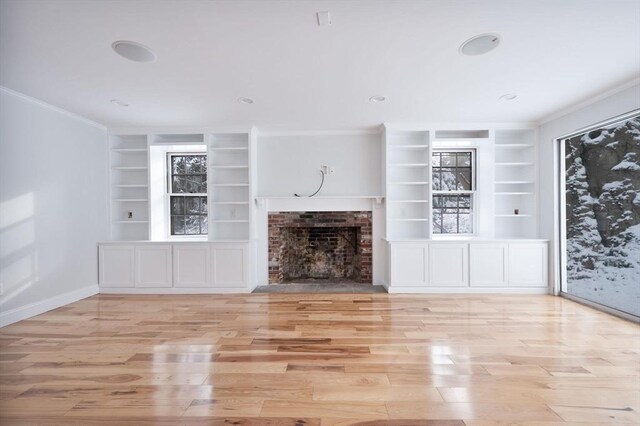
[99,287,254,294]
[0,284,99,327]
[387,286,550,294]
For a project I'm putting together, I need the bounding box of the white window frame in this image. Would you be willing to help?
[166,152,208,238]
[431,149,477,236]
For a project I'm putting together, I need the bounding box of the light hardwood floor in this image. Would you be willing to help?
[1,293,639,425]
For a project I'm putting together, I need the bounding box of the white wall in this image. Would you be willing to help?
[257,133,383,196]
[538,82,640,293]
[0,88,108,326]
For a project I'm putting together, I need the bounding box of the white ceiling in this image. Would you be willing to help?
[1,0,639,130]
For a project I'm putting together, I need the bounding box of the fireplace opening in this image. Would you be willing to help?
[281,226,360,282]
[268,211,372,284]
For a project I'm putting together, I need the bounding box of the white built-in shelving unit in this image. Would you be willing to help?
[108,134,150,240]
[385,129,431,239]
[494,129,538,238]
[384,126,538,241]
[208,130,256,240]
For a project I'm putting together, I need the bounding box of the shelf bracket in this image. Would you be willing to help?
[255,197,264,208]
[374,197,384,208]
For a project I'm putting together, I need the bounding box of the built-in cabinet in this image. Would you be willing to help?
[104,129,257,292]
[507,243,547,287]
[99,242,253,292]
[383,125,538,240]
[385,129,431,239]
[429,243,469,287]
[103,124,546,295]
[109,130,256,242]
[99,245,135,288]
[134,244,172,288]
[108,134,150,241]
[208,132,257,240]
[173,244,211,287]
[494,129,538,238]
[386,240,547,292]
[469,243,509,287]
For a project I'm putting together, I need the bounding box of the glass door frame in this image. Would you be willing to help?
[556,109,640,321]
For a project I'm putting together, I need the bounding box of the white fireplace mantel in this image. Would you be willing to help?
[255,196,384,211]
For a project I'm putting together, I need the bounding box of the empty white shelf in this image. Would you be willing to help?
[211,183,249,187]
[495,162,534,167]
[113,220,149,224]
[211,201,249,205]
[495,192,534,195]
[494,144,535,149]
[210,147,248,151]
[389,181,429,185]
[112,166,148,170]
[389,144,429,149]
[388,163,429,167]
[495,214,533,217]
[210,165,248,169]
[210,219,249,223]
[112,199,149,202]
[495,180,534,184]
[112,184,149,188]
[389,218,429,222]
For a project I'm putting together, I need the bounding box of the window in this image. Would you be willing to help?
[168,154,208,235]
[432,150,475,234]
[561,113,640,317]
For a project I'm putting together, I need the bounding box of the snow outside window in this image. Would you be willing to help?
[432,150,475,234]
[168,153,208,235]
[562,114,640,316]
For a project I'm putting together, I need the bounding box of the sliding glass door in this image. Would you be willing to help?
[561,113,640,317]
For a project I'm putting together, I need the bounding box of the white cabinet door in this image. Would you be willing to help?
[508,243,548,287]
[174,244,211,288]
[99,245,135,288]
[212,246,247,288]
[429,243,468,287]
[135,245,172,288]
[470,243,508,287]
[389,244,428,287]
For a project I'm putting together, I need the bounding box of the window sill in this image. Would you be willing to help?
[431,235,478,240]
[164,236,209,242]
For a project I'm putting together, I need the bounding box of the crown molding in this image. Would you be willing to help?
[538,76,640,125]
[0,86,107,131]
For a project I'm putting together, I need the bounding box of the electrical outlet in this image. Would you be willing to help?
[320,165,335,175]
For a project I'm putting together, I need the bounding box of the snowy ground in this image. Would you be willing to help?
[567,275,640,316]
[567,220,640,316]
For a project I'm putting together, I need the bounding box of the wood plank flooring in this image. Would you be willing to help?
[1,293,639,425]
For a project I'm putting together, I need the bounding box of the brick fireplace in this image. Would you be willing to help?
[268,211,372,284]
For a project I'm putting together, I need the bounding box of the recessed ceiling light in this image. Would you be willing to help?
[369,96,387,103]
[112,40,157,63]
[498,93,518,101]
[459,34,500,56]
[238,97,254,105]
[110,99,129,107]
